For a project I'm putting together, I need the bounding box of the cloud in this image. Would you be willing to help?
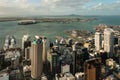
[92,3,103,10]
[39,0,92,14]
[41,0,90,7]
[0,0,40,16]
[0,0,120,16]
[13,0,30,8]
[91,1,120,10]
[0,0,93,16]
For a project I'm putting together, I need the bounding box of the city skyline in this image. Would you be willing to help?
[0,24,120,80]
[0,0,120,17]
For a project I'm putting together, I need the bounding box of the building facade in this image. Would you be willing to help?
[84,58,101,80]
[31,38,43,79]
[104,28,114,57]
[42,37,47,63]
[95,32,102,51]
[22,35,31,54]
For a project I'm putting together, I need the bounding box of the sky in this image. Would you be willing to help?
[0,0,120,16]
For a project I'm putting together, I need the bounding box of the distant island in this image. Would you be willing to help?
[0,17,98,25]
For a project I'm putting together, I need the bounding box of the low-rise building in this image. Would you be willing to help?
[55,73,75,80]
[61,64,70,74]
[106,58,116,69]
[0,73,9,80]
[75,72,84,80]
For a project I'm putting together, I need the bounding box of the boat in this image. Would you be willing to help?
[18,20,37,25]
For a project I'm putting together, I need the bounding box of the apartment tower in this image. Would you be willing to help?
[104,28,114,57]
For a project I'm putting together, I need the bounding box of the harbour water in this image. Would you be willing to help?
[0,15,120,48]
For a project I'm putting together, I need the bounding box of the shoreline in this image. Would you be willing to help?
[0,17,97,23]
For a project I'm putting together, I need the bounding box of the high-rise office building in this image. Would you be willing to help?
[84,58,101,80]
[42,37,47,63]
[4,35,16,50]
[104,28,114,57]
[95,32,102,51]
[9,36,16,48]
[22,35,31,54]
[25,47,30,60]
[47,50,59,75]
[31,37,43,79]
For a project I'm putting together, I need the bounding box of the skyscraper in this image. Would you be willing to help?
[42,37,47,63]
[9,36,16,48]
[47,50,59,75]
[95,32,102,51]
[31,36,43,79]
[104,28,114,57]
[22,35,31,54]
[84,58,101,80]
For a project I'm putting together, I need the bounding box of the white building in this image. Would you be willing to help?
[61,64,70,73]
[41,75,48,80]
[106,58,115,69]
[75,72,84,80]
[104,28,114,57]
[55,74,66,80]
[55,73,75,80]
[0,73,9,80]
[64,73,75,80]
[95,32,102,51]
[22,34,31,50]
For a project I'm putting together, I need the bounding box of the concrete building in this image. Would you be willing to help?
[0,53,4,69]
[11,57,20,69]
[66,38,73,46]
[95,32,102,51]
[106,58,115,69]
[118,36,120,46]
[75,72,84,80]
[55,74,66,80]
[104,28,114,57]
[4,35,10,50]
[0,73,9,80]
[25,47,30,60]
[4,35,16,50]
[65,73,75,80]
[41,75,48,80]
[23,65,31,73]
[5,50,21,61]
[22,34,31,54]
[31,37,43,79]
[9,37,16,48]
[47,50,59,75]
[61,64,70,73]
[42,37,47,63]
[55,73,75,80]
[84,58,101,80]
[71,30,78,38]
[60,38,66,45]
[23,65,31,77]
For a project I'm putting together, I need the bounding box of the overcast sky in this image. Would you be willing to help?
[0,0,120,16]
